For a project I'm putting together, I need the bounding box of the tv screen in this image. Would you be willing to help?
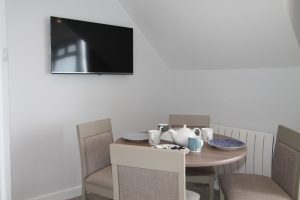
[50,16,133,74]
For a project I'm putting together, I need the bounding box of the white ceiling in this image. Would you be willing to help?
[118,0,300,69]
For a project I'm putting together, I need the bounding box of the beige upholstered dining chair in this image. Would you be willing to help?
[169,114,216,200]
[219,125,300,200]
[110,144,200,200]
[77,118,114,200]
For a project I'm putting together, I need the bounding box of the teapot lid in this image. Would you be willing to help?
[181,124,190,130]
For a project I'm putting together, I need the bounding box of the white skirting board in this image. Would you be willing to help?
[28,185,81,200]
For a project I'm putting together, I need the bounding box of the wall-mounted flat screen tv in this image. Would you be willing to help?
[50,16,133,74]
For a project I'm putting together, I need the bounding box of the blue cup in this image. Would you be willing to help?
[188,136,203,152]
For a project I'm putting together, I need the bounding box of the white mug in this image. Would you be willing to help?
[148,130,161,146]
[201,128,213,142]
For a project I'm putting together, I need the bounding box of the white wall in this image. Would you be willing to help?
[0,0,11,199]
[6,0,168,199]
[6,0,300,199]
[168,67,300,134]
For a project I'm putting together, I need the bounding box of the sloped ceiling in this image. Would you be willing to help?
[119,0,300,69]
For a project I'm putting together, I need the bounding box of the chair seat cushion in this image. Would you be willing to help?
[219,173,292,200]
[186,190,200,200]
[85,165,113,189]
[186,166,216,176]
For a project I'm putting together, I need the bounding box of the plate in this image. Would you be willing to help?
[122,132,148,142]
[153,144,190,154]
[208,138,246,150]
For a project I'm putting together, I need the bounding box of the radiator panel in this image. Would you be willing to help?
[211,124,274,177]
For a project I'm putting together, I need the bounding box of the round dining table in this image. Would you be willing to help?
[115,134,247,167]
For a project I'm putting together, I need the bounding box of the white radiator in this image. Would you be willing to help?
[211,124,275,177]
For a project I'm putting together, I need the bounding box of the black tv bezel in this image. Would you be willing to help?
[50,16,134,75]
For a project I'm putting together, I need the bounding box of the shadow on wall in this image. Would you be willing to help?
[285,0,300,47]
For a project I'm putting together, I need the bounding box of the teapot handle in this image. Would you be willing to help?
[193,128,202,137]
[159,125,163,132]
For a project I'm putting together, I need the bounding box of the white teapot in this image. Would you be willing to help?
[169,124,202,147]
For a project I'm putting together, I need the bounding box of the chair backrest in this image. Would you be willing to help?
[77,118,113,179]
[110,144,186,200]
[272,125,300,200]
[169,114,210,128]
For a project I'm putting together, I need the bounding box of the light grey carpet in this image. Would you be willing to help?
[68,183,220,200]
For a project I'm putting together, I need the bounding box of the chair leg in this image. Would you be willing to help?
[82,188,87,200]
[209,177,214,200]
[220,187,224,200]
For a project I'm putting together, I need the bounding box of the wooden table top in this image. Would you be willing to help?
[115,134,247,167]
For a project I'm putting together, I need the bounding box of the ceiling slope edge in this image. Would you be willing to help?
[116,0,171,70]
[284,0,300,48]
[118,0,300,70]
